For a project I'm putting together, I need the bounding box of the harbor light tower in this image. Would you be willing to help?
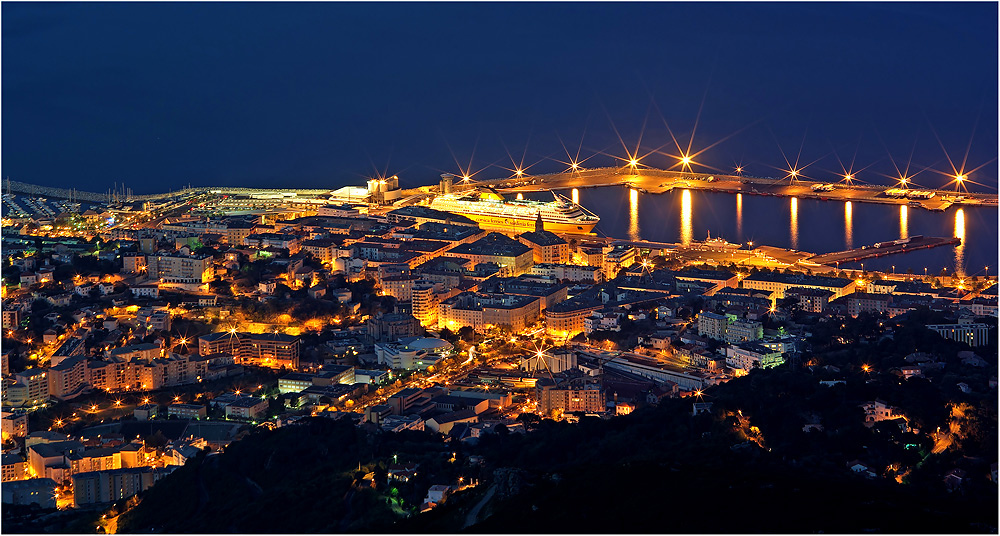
[439,173,454,194]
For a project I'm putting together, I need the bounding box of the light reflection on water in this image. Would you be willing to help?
[680,189,692,246]
[570,186,996,274]
[954,208,965,275]
[628,188,640,241]
[736,193,743,238]
[845,201,853,249]
[790,197,798,250]
[899,205,908,240]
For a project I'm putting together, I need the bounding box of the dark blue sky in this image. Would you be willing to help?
[2,2,996,193]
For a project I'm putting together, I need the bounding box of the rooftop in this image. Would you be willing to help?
[744,272,853,287]
[518,230,567,247]
[450,233,531,258]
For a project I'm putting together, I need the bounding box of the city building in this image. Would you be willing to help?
[491,276,569,311]
[146,253,215,283]
[674,269,740,296]
[742,273,856,300]
[380,274,423,302]
[1,477,58,508]
[134,404,158,421]
[2,453,28,482]
[601,244,636,278]
[517,224,569,264]
[1,411,28,441]
[545,286,665,338]
[725,343,785,373]
[861,399,906,427]
[847,293,893,317]
[2,308,21,330]
[375,337,453,370]
[301,238,341,264]
[28,440,85,482]
[786,287,835,313]
[584,308,625,334]
[448,233,534,277]
[243,233,302,254]
[47,357,89,401]
[366,312,421,343]
[535,373,605,416]
[520,347,578,374]
[224,397,269,421]
[167,404,207,420]
[6,369,49,408]
[925,322,991,347]
[724,319,763,344]
[411,281,439,327]
[278,367,355,393]
[697,312,730,340]
[72,467,164,507]
[198,332,300,369]
[425,409,479,434]
[437,292,541,332]
[528,263,603,284]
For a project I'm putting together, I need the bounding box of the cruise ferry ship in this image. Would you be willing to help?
[429,188,600,234]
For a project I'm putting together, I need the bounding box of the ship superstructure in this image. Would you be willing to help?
[429,188,599,234]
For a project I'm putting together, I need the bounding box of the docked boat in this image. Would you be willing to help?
[428,188,600,234]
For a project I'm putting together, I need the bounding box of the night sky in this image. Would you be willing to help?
[2,2,996,194]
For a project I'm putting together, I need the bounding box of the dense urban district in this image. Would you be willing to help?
[0,175,996,533]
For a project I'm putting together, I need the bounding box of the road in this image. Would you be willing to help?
[463,483,496,530]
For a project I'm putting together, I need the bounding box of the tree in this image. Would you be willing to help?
[457,326,476,343]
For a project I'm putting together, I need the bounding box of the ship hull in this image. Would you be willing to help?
[454,212,597,234]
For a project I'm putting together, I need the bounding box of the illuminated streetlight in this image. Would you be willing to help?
[844,174,854,181]
[570,162,579,170]
[861,364,871,373]
[956,174,966,182]
[735,166,743,174]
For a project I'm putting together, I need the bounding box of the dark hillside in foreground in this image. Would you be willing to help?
[116,358,997,533]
